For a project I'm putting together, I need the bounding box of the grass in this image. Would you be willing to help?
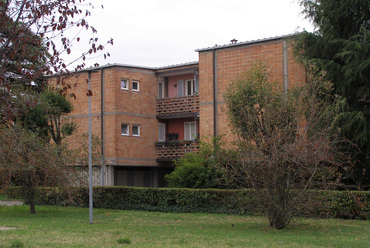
[0,195,21,201]
[0,204,369,248]
[0,195,10,201]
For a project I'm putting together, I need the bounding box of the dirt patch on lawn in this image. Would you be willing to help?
[0,227,17,231]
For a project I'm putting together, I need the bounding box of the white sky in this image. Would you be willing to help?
[69,0,314,68]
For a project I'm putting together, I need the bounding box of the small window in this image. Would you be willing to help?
[121,124,129,136]
[158,82,164,99]
[177,80,184,97]
[184,121,196,140]
[132,124,140,136]
[121,79,129,90]
[185,79,195,96]
[158,123,165,141]
[132,80,140,91]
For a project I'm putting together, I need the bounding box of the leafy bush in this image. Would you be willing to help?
[4,187,369,219]
[165,139,235,189]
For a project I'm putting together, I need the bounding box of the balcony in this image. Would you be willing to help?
[156,95,199,119]
[156,140,199,161]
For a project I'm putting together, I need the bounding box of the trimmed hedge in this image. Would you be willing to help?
[4,186,370,219]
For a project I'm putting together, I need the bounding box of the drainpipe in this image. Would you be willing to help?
[100,68,105,186]
[283,40,289,94]
[213,49,218,145]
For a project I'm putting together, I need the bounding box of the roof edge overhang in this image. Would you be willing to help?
[78,63,155,72]
[155,61,199,77]
[54,62,200,77]
[77,61,200,74]
[195,34,296,53]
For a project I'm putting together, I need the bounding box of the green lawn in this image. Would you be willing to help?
[0,204,369,248]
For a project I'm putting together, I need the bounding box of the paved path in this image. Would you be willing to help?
[0,200,23,206]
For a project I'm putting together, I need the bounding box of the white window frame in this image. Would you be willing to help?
[184,121,196,141]
[121,79,129,90]
[158,123,166,141]
[121,123,129,136]
[185,79,194,96]
[132,124,140,137]
[132,80,140,92]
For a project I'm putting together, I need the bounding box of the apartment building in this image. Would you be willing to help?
[54,35,306,187]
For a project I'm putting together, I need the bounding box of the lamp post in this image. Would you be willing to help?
[88,71,93,224]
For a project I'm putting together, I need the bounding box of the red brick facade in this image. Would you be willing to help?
[52,35,306,187]
[197,36,306,143]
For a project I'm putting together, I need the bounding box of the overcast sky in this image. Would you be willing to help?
[70,0,314,68]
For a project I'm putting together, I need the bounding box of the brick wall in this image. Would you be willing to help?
[198,38,306,144]
[57,66,159,167]
[199,51,216,141]
[104,67,158,166]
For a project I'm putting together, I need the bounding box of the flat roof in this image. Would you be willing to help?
[79,61,199,73]
[155,61,198,70]
[195,34,294,52]
[78,63,154,72]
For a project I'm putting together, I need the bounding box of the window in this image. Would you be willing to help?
[132,80,139,91]
[177,80,184,97]
[121,79,129,90]
[158,123,165,141]
[184,122,196,140]
[194,77,199,94]
[132,124,140,136]
[158,82,164,99]
[185,79,195,96]
[121,124,129,136]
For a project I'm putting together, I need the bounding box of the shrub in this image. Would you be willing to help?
[4,186,370,219]
[165,138,236,189]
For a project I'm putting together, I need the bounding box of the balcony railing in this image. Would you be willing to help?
[156,140,199,161]
[156,95,199,117]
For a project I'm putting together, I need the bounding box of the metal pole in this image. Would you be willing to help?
[100,68,105,186]
[88,71,93,224]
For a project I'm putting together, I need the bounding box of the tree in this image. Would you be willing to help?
[0,1,109,212]
[295,0,370,187]
[0,0,113,79]
[18,89,77,145]
[0,125,78,214]
[0,8,48,87]
[0,0,113,122]
[42,89,77,146]
[223,63,344,229]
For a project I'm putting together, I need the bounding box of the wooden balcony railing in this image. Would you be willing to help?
[156,95,199,117]
[156,140,199,161]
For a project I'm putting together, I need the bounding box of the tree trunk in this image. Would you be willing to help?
[29,188,36,214]
[30,198,36,214]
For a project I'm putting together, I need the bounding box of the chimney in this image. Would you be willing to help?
[230,39,238,44]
